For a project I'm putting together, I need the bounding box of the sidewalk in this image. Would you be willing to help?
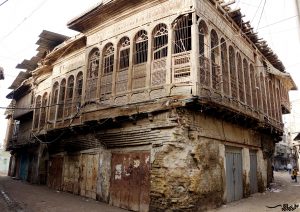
[0,175,128,212]
[211,171,300,212]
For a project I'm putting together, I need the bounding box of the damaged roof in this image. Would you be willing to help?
[16,30,69,71]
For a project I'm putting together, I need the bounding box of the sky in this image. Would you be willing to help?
[0,0,299,145]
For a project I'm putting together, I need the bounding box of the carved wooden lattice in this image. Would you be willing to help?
[49,82,59,121]
[243,59,251,106]
[152,24,168,86]
[101,43,114,99]
[199,21,210,87]
[250,64,258,110]
[260,73,267,114]
[237,53,245,103]
[173,53,191,82]
[229,46,237,100]
[65,75,74,118]
[73,72,83,113]
[200,56,210,87]
[133,31,148,89]
[39,93,48,129]
[33,95,41,129]
[221,39,230,95]
[86,49,100,100]
[211,30,221,91]
[57,79,66,120]
[117,37,130,93]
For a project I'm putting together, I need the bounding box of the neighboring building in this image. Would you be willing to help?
[0,148,10,175]
[4,0,296,211]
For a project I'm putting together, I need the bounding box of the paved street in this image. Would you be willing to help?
[0,175,127,212]
[212,171,300,212]
[0,171,299,211]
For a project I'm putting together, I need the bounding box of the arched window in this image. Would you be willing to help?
[100,43,114,99]
[134,30,148,64]
[57,79,66,120]
[221,39,229,95]
[74,72,83,113]
[86,48,100,100]
[199,21,210,87]
[173,14,192,53]
[276,87,282,122]
[250,64,258,110]
[265,76,271,117]
[133,31,148,89]
[65,75,74,118]
[116,37,130,94]
[260,73,267,114]
[49,82,59,121]
[152,24,168,86]
[211,30,220,90]
[268,79,274,118]
[40,93,48,129]
[33,95,41,130]
[229,46,237,99]
[237,53,244,103]
[243,59,251,106]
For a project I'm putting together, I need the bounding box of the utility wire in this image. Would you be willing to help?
[258,15,298,30]
[256,0,267,31]
[0,0,8,7]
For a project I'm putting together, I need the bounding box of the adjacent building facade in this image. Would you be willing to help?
[4,0,296,211]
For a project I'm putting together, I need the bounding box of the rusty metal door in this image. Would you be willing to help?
[48,156,64,191]
[79,153,99,199]
[250,151,258,194]
[63,155,80,194]
[110,152,150,212]
[226,147,243,203]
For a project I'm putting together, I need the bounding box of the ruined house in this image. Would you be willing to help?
[4,0,296,211]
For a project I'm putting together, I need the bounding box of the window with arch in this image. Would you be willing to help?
[276,87,282,122]
[65,75,74,117]
[173,14,192,53]
[152,24,168,86]
[237,53,244,103]
[243,59,251,106]
[229,46,237,99]
[86,48,100,100]
[260,73,267,114]
[221,39,229,95]
[133,30,148,89]
[268,79,275,118]
[49,82,59,121]
[265,77,271,117]
[211,30,220,90]
[250,64,258,110]
[101,43,114,99]
[116,37,130,94]
[40,93,48,129]
[74,72,83,113]
[33,95,41,130]
[57,79,66,120]
[134,30,148,64]
[199,20,210,87]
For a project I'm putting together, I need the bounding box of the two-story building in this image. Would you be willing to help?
[4,0,296,211]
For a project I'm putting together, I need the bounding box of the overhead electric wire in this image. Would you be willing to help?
[256,0,267,31]
[0,0,8,7]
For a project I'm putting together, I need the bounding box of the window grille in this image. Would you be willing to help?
[65,75,74,117]
[199,21,210,87]
[237,53,244,103]
[250,64,258,110]
[229,46,237,99]
[57,79,66,120]
[39,93,48,129]
[173,14,192,54]
[265,77,271,117]
[221,39,229,95]
[152,24,168,86]
[260,73,267,114]
[134,30,148,64]
[211,30,221,91]
[49,82,59,121]
[101,43,114,99]
[117,37,130,93]
[33,95,41,129]
[74,72,83,113]
[268,79,274,118]
[86,48,100,100]
[243,59,251,106]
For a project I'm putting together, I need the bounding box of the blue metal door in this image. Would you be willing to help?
[226,147,243,203]
[19,153,29,181]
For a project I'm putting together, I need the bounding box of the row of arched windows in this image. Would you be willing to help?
[33,72,83,130]
[198,19,282,122]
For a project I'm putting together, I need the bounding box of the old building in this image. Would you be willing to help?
[4,0,296,211]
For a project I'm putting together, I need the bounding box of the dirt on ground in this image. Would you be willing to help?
[211,171,300,212]
[0,175,127,212]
